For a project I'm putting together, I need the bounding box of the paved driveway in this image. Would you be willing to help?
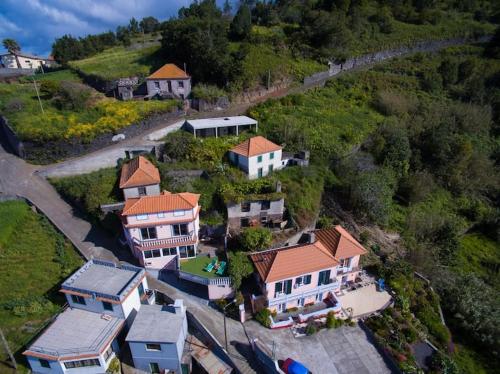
[245,321,394,374]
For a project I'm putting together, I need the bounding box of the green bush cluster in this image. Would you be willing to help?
[255,308,272,328]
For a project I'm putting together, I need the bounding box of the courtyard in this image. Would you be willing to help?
[337,283,393,319]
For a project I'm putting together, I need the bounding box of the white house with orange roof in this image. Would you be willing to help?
[229,136,283,179]
[119,156,161,199]
[249,225,366,317]
[146,63,191,99]
[121,191,200,270]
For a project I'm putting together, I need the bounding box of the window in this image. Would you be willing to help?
[144,250,152,259]
[64,359,100,369]
[340,258,351,268]
[304,274,312,284]
[162,247,177,256]
[178,81,184,88]
[268,164,273,173]
[137,214,148,221]
[260,216,268,224]
[103,345,113,361]
[179,245,195,258]
[146,343,161,351]
[270,152,274,160]
[257,168,263,178]
[274,279,292,297]
[172,224,188,236]
[241,202,251,212]
[257,155,263,163]
[102,301,113,311]
[151,249,161,258]
[240,218,249,227]
[141,227,157,240]
[71,294,86,305]
[138,283,145,296]
[318,270,331,286]
[39,359,50,368]
[150,362,160,374]
[295,274,312,287]
[157,212,165,218]
[154,81,160,89]
[173,210,185,217]
[260,200,270,210]
[138,186,147,196]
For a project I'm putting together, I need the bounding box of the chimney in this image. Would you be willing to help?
[309,232,316,244]
[173,299,185,315]
[276,181,282,193]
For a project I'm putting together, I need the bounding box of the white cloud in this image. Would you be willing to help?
[0,15,21,35]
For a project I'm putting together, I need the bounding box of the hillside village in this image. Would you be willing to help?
[1,1,500,374]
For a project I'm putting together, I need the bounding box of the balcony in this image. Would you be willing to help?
[268,280,339,307]
[336,266,361,275]
[133,232,197,250]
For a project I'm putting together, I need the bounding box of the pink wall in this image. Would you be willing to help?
[125,207,198,225]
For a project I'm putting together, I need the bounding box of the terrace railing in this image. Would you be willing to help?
[268,280,339,307]
[178,270,232,287]
[133,232,197,249]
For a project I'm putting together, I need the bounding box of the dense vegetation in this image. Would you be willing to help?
[0,200,83,373]
[57,0,496,92]
[251,42,499,372]
[0,70,179,142]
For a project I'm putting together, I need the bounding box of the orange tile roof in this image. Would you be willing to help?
[250,241,339,283]
[315,225,367,259]
[147,63,190,79]
[230,136,282,158]
[122,191,200,216]
[119,156,161,189]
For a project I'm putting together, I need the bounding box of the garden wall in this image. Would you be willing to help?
[304,36,492,86]
[17,108,183,164]
[0,115,24,157]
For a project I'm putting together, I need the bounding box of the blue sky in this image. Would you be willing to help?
[0,0,229,56]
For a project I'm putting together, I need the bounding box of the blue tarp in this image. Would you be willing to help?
[287,360,309,374]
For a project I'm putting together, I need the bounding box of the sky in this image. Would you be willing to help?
[0,0,227,56]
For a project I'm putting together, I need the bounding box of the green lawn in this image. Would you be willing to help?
[68,45,163,80]
[0,200,83,373]
[180,256,226,278]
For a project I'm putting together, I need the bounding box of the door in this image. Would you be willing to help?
[278,303,286,312]
[283,279,292,294]
[149,362,160,374]
[167,80,172,92]
[298,298,305,307]
[342,275,348,284]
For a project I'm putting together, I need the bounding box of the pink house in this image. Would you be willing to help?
[121,191,200,270]
[250,225,366,313]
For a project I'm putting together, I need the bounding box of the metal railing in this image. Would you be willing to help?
[178,270,232,286]
[268,280,339,307]
[133,231,196,249]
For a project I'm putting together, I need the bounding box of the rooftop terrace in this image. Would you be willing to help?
[61,259,145,302]
[24,308,123,360]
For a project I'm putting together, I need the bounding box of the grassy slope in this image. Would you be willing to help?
[0,200,83,373]
[68,44,163,80]
[0,69,179,142]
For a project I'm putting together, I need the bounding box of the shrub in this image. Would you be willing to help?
[255,308,272,328]
[191,84,226,101]
[286,307,298,313]
[228,251,254,290]
[5,98,24,112]
[106,357,120,374]
[359,230,370,244]
[53,81,93,111]
[305,322,318,335]
[373,90,417,116]
[239,227,272,252]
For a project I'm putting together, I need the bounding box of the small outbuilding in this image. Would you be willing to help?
[146,63,191,99]
[182,116,258,138]
[126,300,188,374]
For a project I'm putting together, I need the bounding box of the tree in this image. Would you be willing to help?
[160,3,234,85]
[116,26,131,46]
[223,0,232,18]
[349,168,396,225]
[228,252,253,290]
[163,131,194,160]
[139,16,160,33]
[239,227,272,252]
[3,38,21,68]
[230,5,252,40]
[438,57,459,87]
[372,121,411,177]
[52,35,84,64]
[128,17,140,34]
[485,26,500,59]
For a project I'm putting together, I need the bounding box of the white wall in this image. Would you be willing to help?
[231,150,283,179]
[1,54,51,69]
[146,78,191,99]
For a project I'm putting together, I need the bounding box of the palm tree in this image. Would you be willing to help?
[2,38,21,69]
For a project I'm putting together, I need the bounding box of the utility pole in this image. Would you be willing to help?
[33,78,45,115]
[0,328,17,370]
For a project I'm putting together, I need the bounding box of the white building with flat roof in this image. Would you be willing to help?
[183,116,258,138]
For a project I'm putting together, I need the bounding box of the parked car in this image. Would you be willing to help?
[281,358,311,374]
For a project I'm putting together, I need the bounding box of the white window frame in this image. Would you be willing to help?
[146,343,161,351]
[173,210,185,217]
[137,214,148,221]
[157,212,165,218]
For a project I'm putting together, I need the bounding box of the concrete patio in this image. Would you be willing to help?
[337,283,392,319]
